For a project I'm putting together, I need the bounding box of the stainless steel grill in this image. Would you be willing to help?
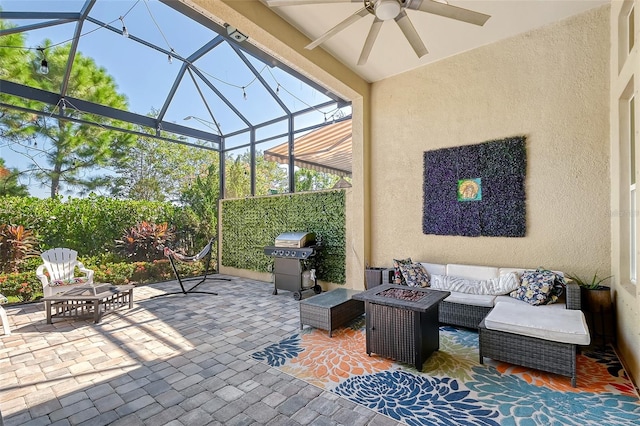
[263,232,322,300]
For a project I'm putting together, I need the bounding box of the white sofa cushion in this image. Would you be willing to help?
[443,292,496,307]
[484,301,590,345]
[499,267,526,278]
[494,295,567,310]
[419,262,446,277]
[447,264,499,280]
[430,273,520,295]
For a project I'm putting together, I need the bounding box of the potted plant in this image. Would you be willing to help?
[566,271,614,346]
[566,271,612,313]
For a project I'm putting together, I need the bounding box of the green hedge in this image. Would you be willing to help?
[0,258,205,303]
[0,195,200,255]
[221,190,346,284]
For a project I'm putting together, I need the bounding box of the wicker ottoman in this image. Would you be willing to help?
[299,288,364,337]
[479,301,590,387]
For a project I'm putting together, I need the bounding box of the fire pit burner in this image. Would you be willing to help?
[378,288,426,302]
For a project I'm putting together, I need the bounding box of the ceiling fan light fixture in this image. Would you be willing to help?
[375,0,401,21]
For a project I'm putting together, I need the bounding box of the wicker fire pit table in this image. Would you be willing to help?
[353,284,450,370]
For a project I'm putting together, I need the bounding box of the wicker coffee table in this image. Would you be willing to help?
[299,288,364,337]
[42,284,134,324]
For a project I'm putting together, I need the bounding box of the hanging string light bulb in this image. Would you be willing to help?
[168,48,175,64]
[37,47,49,75]
[242,86,247,100]
[276,84,280,94]
[119,16,129,38]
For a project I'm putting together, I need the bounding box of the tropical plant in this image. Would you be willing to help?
[294,168,342,192]
[566,271,612,290]
[0,272,40,302]
[110,133,220,202]
[180,163,220,247]
[116,221,176,262]
[0,224,39,274]
[225,151,288,198]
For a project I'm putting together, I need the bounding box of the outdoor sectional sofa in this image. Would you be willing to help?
[385,263,583,327]
[384,262,590,386]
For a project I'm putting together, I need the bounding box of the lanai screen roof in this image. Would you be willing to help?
[0,0,351,156]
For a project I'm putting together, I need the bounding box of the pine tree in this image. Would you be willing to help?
[0,31,135,198]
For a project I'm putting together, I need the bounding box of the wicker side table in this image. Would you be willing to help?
[299,288,364,337]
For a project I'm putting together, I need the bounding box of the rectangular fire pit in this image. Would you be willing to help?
[353,284,450,370]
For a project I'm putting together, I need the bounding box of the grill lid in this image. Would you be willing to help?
[274,232,316,248]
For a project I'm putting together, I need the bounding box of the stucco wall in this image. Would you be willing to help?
[369,6,610,278]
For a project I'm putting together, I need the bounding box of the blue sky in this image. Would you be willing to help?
[1,0,350,197]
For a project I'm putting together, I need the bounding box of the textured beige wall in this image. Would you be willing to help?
[369,7,610,278]
[609,0,640,386]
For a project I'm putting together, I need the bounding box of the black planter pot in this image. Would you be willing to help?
[580,285,614,346]
[580,285,612,313]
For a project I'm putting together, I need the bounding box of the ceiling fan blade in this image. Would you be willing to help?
[395,10,428,58]
[358,17,383,66]
[266,0,360,6]
[306,7,370,50]
[412,0,491,26]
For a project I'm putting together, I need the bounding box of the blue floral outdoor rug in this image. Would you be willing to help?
[251,319,640,425]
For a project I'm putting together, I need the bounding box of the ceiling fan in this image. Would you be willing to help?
[267,0,491,65]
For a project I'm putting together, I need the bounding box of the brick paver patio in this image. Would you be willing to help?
[0,276,402,426]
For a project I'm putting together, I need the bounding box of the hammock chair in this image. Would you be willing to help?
[155,238,230,297]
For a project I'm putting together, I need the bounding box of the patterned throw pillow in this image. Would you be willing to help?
[393,258,412,284]
[50,277,89,287]
[509,268,565,305]
[399,263,430,288]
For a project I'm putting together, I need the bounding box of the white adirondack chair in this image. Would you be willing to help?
[36,248,95,297]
